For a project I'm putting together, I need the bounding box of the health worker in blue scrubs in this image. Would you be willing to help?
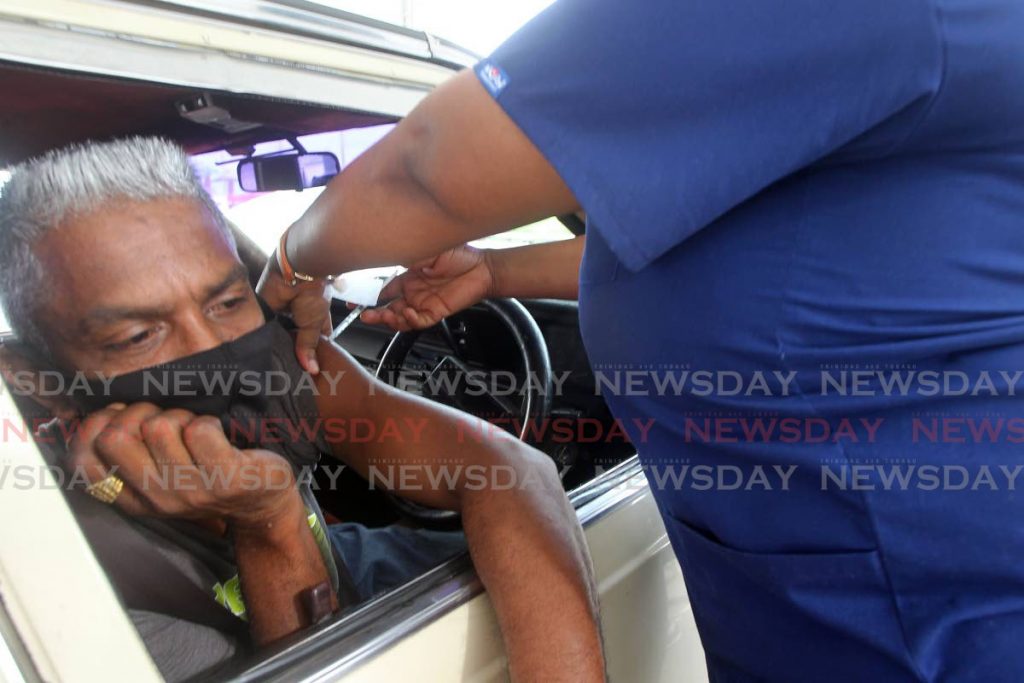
[260,0,1024,680]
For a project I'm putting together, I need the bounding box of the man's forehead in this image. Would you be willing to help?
[43,196,229,253]
[34,196,243,320]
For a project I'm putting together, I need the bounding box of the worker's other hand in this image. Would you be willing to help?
[256,253,333,375]
[361,245,495,331]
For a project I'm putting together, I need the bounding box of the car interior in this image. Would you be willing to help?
[0,60,639,677]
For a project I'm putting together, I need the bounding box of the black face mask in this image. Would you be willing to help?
[73,310,277,418]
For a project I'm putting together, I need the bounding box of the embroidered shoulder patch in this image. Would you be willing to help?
[476,62,510,98]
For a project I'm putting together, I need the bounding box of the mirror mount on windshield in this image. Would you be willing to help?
[236,139,340,193]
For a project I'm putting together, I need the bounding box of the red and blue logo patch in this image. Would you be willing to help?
[475,61,510,98]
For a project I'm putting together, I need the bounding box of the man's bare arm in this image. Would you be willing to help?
[286,70,578,277]
[312,341,604,682]
[232,491,337,645]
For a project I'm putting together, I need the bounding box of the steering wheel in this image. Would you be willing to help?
[375,298,553,525]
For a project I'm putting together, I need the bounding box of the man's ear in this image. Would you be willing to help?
[0,342,79,422]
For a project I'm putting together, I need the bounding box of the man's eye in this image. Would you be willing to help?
[104,329,157,352]
[209,297,247,315]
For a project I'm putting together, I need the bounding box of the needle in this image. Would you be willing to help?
[330,305,365,340]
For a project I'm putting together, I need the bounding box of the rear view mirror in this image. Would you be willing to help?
[237,152,340,192]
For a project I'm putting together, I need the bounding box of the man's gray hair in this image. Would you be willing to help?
[0,136,233,358]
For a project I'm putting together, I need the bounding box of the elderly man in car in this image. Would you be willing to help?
[0,138,604,682]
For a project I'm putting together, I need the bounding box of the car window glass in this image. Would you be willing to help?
[471,217,573,250]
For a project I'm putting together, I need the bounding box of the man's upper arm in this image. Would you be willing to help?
[311,339,469,510]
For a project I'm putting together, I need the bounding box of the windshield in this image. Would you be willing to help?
[191,125,572,259]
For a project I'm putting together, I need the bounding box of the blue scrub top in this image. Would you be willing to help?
[477,1,1024,681]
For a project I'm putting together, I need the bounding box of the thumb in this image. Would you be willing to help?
[294,329,321,376]
[379,272,411,302]
[255,258,296,310]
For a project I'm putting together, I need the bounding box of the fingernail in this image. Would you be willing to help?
[308,358,320,375]
[109,402,127,410]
